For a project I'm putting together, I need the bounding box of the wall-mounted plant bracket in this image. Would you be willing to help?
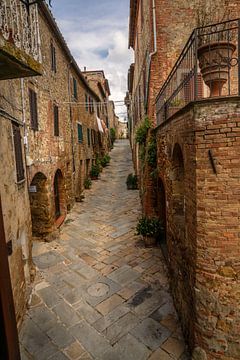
[208,149,217,174]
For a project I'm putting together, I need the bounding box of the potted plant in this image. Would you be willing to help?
[126,173,138,190]
[136,217,164,247]
[196,0,236,97]
[84,178,92,189]
[90,164,100,180]
[101,154,111,167]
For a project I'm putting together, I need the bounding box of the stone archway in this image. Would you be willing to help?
[53,169,65,220]
[29,172,51,237]
[171,143,185,234]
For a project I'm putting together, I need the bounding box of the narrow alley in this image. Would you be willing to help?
[20,140,189,360]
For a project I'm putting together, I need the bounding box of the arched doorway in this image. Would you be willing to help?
[156,178,167,257]
[29,172,51,237]
[53,169,65,220]
[171,143,185,234]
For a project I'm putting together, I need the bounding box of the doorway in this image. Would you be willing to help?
[53,169,65,220]
[0,196,20,359]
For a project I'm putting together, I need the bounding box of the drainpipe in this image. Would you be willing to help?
[146,0,157,110]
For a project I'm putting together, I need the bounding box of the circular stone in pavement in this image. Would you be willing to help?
[87,283,110,297]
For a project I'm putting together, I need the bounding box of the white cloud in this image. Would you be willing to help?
[54,10,133,120]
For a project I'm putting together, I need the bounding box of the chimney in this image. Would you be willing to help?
[84,66,86,72]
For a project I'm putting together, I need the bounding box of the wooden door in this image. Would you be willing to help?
[54,173,60,219]
[0,196,20,359]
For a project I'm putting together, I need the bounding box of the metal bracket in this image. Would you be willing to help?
[208,150,217,175]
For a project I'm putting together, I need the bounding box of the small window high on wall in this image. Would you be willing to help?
[50,42,57,73]
[53,105,59,136]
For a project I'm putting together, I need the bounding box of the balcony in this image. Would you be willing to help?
[0,0,42,80]
[156,19,240,125]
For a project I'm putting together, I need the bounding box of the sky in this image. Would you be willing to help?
[51,0,133,120]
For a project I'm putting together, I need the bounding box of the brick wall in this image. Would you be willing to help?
[155,98,240,359]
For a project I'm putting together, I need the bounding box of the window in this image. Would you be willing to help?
[85,94,88,112]
[12,123,25,182]
[53,105,59,136]
[87,128,91,147]
[73,77,77,99]
[29,88,38,130]
[50,42,57,73]
[77,123,83,143]
[91,129,95,145]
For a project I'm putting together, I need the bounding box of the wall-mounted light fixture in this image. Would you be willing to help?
[19,0,52,12]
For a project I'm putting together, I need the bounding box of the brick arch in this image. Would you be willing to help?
[53,169,66,220]
[171,143,185,232]
[29,172,52,237]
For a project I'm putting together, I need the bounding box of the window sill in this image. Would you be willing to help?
[16,179,26,189]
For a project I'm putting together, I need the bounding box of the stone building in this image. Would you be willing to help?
[0,0,115,348]
[0,1,42,357]
[128,0,240,359]
[83,70,112,153]
[26,3,109,241]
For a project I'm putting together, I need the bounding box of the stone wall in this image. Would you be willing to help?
[0,79,33,326]
[155,98,240,359]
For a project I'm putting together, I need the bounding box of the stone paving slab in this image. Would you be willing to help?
[19,140,190,360]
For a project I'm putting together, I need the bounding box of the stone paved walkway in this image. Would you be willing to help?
[20,140,189,360]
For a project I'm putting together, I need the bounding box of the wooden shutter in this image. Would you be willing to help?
[87,128,91,146]
[53,105,59,136]
[77,124,83,143]
[29,89,38,130]
[51,42,56,72]
[12,123,25,182]
[73,78,77,99]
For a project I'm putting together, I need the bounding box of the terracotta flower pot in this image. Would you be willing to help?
[197,41,236,97]
[143,235,157,247]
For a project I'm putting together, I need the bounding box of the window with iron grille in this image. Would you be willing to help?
[29,88,38,131]
[50,42,57,73]
[77,123,83,143]
[73,77,78,99]
[12,123,25,182]
[87,128,91,147]
[53,105,59,136]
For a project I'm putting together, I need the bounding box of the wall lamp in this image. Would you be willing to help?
[19,0,52,11]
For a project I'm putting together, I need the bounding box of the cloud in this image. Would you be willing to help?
[51,1,133,120]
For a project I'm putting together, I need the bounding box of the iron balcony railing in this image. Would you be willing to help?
[0,0,41,62]
[156,19,240,125]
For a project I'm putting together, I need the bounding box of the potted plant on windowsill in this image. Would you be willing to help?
[196,0,236,97]
[136,217,164,247]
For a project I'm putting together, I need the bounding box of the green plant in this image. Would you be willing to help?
[136,217,164,237]
[90,164,100,179]
[135,117,151,144]
[84,178,92,189]
[147,137,157,167]
[126,173,138,190]
[110,128,116,143]
[101,154,111,167]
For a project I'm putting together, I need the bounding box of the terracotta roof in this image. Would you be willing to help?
[129,0,139,49]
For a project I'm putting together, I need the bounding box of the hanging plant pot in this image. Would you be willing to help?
[197,41,236,97]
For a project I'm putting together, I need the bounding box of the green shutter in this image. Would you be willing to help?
[77,123,83,143]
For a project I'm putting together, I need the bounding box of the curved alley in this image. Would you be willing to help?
[20,140,189,360]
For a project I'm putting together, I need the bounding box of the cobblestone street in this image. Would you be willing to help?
[20,140,189,360]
